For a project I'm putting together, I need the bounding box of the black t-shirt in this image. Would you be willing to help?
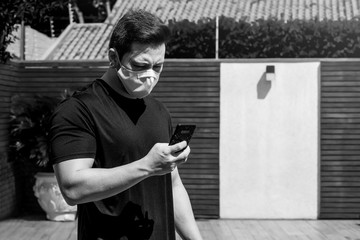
[49,79,175,240]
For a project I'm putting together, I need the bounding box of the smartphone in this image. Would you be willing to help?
[169,124,196,146]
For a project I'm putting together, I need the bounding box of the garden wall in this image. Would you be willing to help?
[2,59,360,220]
[0,60,220,219]
[320,61,360,219]
[220,61,319,219]
[0,64,19,219]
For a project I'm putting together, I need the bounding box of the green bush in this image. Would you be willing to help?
[166,18,215,58]
[166,17,360,58]
[9,90,71,172]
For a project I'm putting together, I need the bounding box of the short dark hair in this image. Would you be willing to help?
[109,9,171,61]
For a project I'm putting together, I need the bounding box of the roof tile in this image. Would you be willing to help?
[7,25,56,60]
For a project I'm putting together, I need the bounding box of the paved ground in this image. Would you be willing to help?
[0,215,360,240]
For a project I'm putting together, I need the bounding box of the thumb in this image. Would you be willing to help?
[169,141,187,153]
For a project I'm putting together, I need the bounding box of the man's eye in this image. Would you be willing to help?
[132,64,146,70]
[153,65,163,72]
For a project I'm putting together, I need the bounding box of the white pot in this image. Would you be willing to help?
[33,172,77,221]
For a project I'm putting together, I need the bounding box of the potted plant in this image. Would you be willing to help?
[9,90,77,221]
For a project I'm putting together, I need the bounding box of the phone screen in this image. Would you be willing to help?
[169,124,196,146]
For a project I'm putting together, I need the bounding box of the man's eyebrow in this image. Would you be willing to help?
[130,59,148,65]
[130,59,164,65]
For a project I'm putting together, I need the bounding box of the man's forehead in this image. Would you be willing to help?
[128,43,165,62]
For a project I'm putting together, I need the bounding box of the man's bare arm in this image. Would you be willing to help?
[172,168,203,240]
[54,141,189,206]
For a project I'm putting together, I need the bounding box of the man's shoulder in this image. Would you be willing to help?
[71,79,106,102]
[54,80,106,117]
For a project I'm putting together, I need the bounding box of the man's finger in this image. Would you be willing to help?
[174,146,190,164]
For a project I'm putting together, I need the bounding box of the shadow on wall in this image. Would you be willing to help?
[257,72,272,99]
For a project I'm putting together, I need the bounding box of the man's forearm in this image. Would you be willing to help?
[172,171,203,240]
[55,142,190,206]
[55,158,150,205]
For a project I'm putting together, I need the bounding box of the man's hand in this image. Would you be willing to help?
[142,141,190,176]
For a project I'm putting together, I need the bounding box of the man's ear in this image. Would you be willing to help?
[108,48,120,69]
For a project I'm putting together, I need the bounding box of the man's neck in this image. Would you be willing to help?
[101,67,134,99]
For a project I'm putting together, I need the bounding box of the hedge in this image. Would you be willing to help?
[166,17,360,58]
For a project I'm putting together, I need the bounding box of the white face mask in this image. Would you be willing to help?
[117,64,160,99]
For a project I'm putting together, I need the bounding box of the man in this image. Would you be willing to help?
[49,10,203,240]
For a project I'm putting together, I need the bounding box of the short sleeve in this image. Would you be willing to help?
[49,97,97,165]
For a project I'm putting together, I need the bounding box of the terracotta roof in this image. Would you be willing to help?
[46,0,360,60]
[107,0,360,23]
[7,25,56,60]
[46,23,112,60]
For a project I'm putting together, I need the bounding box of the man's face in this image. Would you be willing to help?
[120,43,166,74]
